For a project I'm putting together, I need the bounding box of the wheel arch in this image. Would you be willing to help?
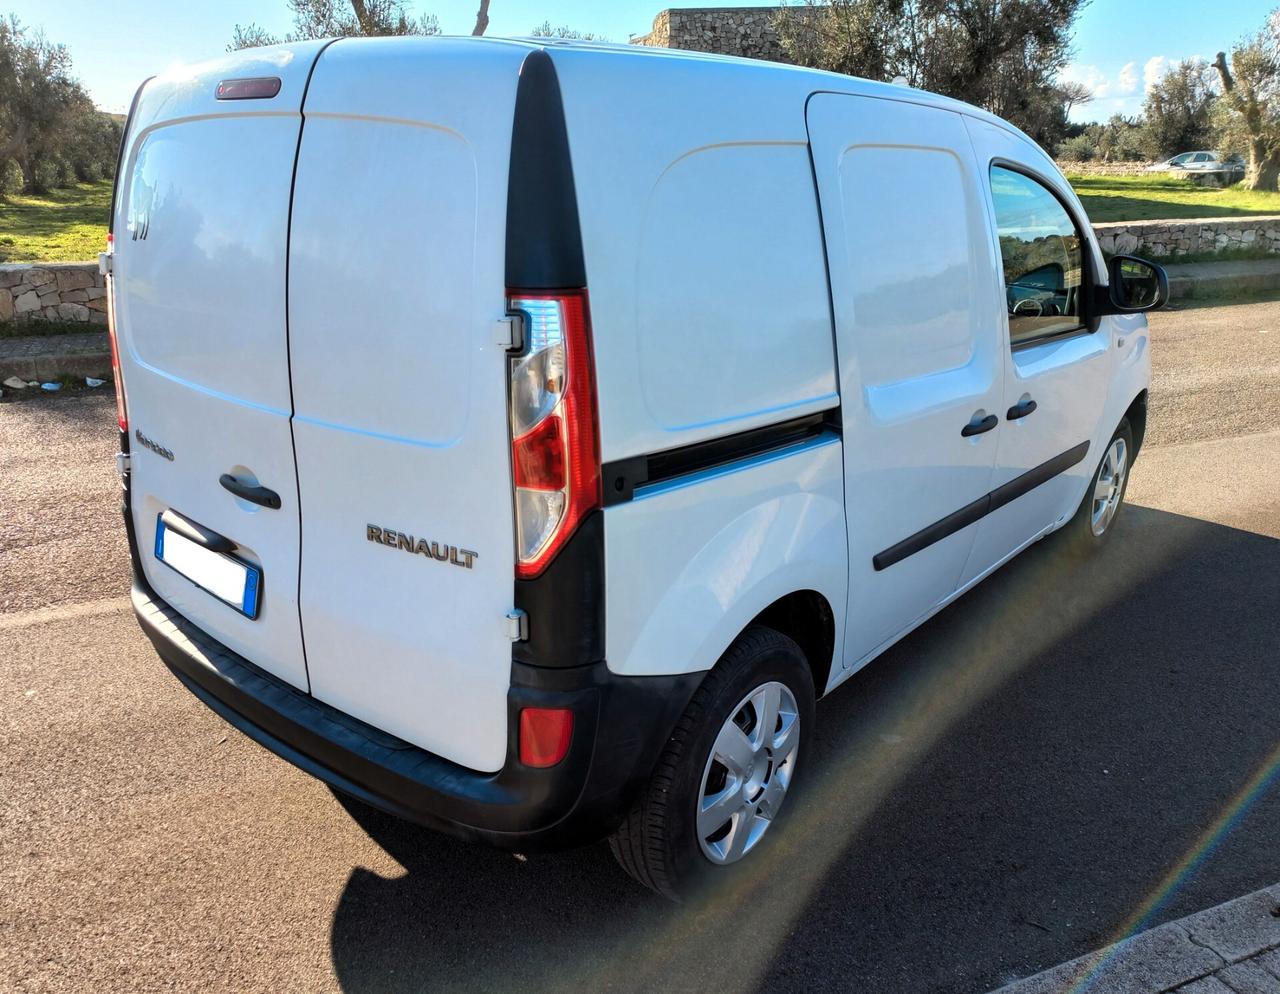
[602,443,848,687]
[748,589,837,699]
[1124,389,1148,457]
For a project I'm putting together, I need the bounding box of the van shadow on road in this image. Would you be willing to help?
[326,504,1280,994]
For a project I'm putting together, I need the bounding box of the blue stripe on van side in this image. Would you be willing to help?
[632,430,840,502]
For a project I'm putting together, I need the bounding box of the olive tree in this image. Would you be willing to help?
[1139,59,1218,160]
[774,0,1087,146]
[530,21,605,41]
[0,16,119,194]
[231,0,493,49]
[1212,9,1280,191]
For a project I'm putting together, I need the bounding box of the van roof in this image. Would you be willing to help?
[261,34,1036,149]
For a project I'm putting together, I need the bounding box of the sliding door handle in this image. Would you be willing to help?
[219,474,282,509]
[961,413,999,437]
[1007,398,1038,420]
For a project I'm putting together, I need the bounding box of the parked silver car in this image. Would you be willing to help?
[1146,151,1243,177]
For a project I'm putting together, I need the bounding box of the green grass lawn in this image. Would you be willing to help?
[1067,173,1280,223]
[0,180,113,263]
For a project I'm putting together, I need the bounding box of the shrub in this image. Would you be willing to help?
[1057,134,1097,162]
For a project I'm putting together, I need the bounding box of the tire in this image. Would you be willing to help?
[608,625,815,901]
[1063,418,1134,552]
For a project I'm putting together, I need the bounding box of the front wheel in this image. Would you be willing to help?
[1063,418,1134,550]
[608,626,815,900]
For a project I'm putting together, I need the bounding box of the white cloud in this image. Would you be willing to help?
[1144,55,1167,93]
[1061,63,1112,98]
[1117,62,1137,94]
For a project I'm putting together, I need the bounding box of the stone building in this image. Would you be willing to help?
[630,7,795,63]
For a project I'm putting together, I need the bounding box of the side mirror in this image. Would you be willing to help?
[1104,255,1168,313]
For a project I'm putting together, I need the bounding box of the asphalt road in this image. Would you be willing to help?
[2,299,1278,994]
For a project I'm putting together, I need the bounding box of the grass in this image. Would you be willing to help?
[1145,245,1277,265]
[0,319,101,339]
[0,180,113,263]
[1066,174,1280,223]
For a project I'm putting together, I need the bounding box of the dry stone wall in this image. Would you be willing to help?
[631,7,792,62]
[1054,161,1154,176]
[2,215,1277,329]
[0,263,106,325]
[1093,216,1280,258]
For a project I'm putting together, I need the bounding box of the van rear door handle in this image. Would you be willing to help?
[219,474,282,509]
[1007,398,1038,420]
[961,414,999,437]
[160,508,236,554]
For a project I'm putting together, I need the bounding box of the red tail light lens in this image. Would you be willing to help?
[519,707,574,768]
[105,238,126,432]
[507,290,600,579]
[513,414,565,490]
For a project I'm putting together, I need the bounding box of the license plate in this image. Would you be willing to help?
[154,513,262,619]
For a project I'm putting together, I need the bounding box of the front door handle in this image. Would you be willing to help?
[961,413,999,437]
[1007,398,1038,420]
[219,474,282,509]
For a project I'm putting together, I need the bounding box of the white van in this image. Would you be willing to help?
[110,37,1165,898]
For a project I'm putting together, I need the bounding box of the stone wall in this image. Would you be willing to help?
[1055,161,1154,177]
[2,217,1275,327]
[631,7,793,62]
[0,263,106,325]
[1092,216,1280,258]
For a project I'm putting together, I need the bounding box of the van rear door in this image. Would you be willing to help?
[286,39,526,773]
[114,43,329,692]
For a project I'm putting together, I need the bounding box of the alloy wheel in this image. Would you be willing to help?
[696,681,800,865]
[1090,437,1128,536]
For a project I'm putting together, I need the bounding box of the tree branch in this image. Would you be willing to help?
[1212,51,1233,92]
[349,0,375,35]
[472,0,490,36]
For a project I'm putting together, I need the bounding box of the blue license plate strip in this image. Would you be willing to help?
[154,513,262,619]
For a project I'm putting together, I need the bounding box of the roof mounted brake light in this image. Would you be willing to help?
[215,77,282,100]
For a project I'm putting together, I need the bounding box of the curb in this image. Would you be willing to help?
[2,352,112,383]
[1169,273,1280,301]
[0,332,111,384]
[989,883,1280,994]
[1164,261,1280,302]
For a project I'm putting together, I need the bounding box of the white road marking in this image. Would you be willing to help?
[0,596,132,632]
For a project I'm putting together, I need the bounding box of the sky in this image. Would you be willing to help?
[5,0,1276,119]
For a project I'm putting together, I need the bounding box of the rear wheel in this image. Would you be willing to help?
[608,626,815,900]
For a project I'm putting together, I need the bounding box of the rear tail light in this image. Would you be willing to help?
[519,707,574,767]
[506,290,600,578]
[104,235,127,432]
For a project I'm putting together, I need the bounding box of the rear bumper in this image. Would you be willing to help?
[133,582,702,849]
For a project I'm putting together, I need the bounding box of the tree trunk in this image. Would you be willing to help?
[0,121,29,173]
[1213,51,1278,191]
[472,0,490,36]
[1249,152,1280,192]
[19,154,39,194]
[349,0,374,34]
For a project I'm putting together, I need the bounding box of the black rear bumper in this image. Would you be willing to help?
[133,582,702,849]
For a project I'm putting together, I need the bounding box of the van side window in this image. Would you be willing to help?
[990,166,1084,346]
